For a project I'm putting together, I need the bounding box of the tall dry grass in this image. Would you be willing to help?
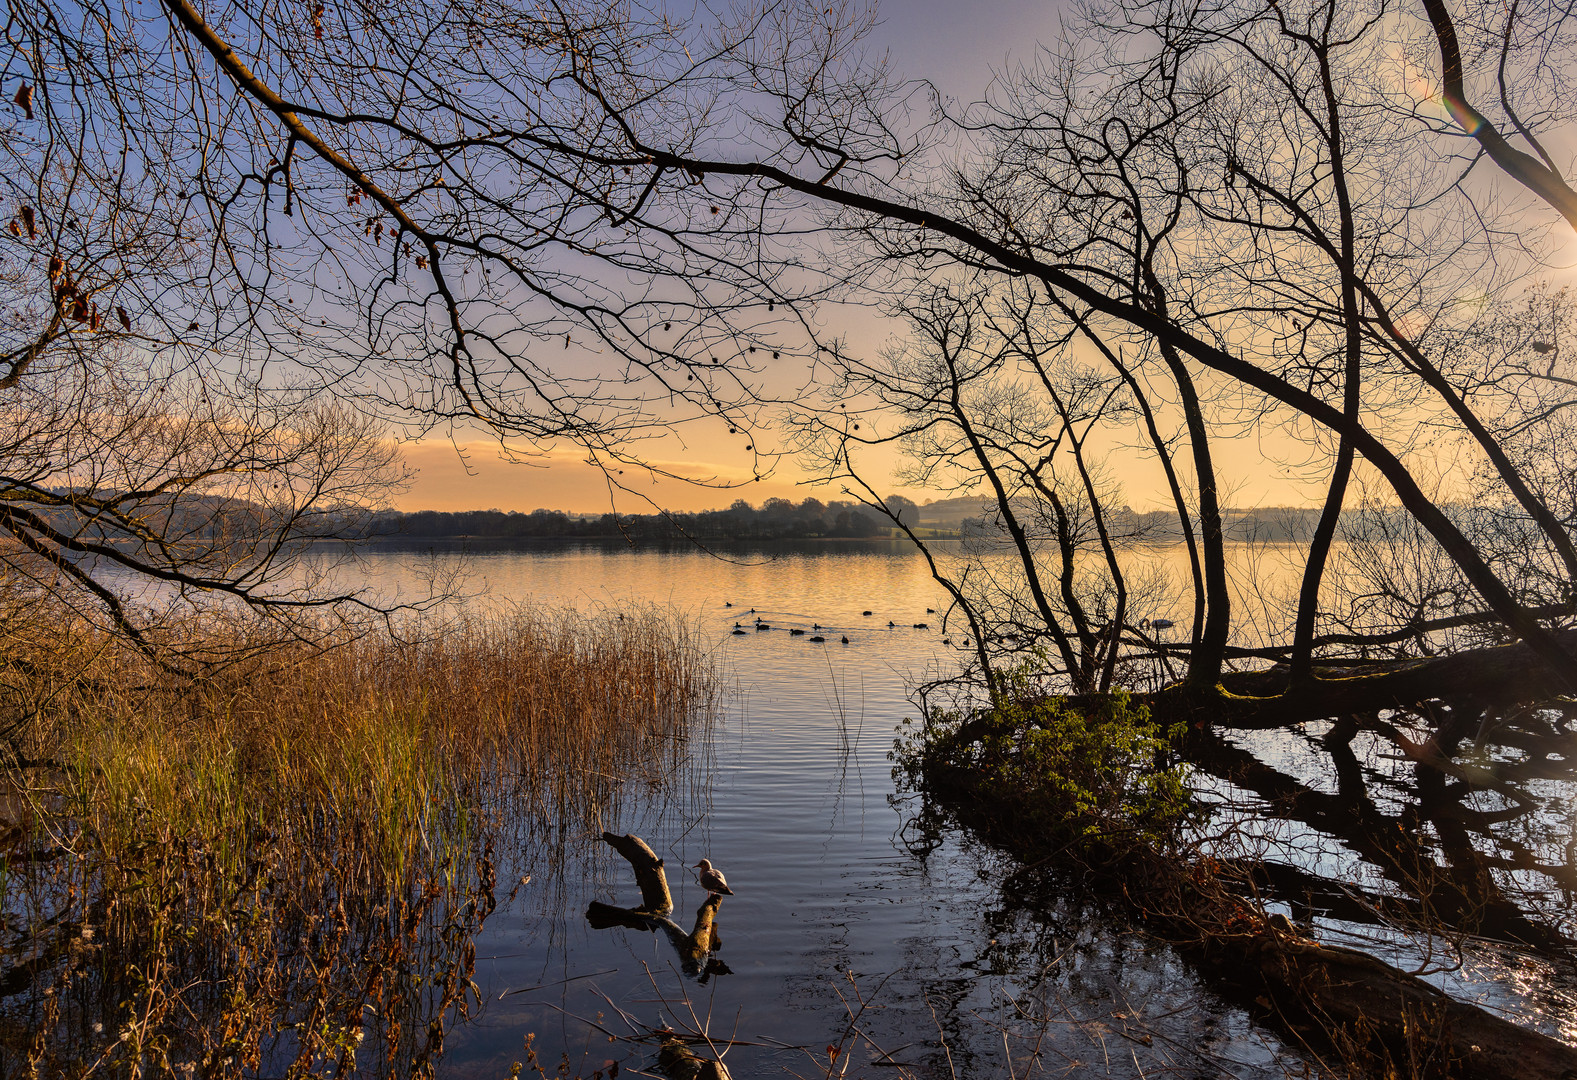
[0,601,717,1078]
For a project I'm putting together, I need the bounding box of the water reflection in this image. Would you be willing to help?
[129,536,1567,1078]
[300,540,1310,1078]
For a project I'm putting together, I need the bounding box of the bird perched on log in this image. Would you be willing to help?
[693,859,734,896]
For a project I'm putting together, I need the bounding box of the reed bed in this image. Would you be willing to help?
[0,601,718,1078]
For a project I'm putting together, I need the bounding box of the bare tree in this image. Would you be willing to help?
[0,14,416,675]
[760,0,1577,710]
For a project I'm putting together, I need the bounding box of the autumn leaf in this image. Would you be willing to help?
[20,206,35,239]
[12,83,32,120]
[117,306,131,330]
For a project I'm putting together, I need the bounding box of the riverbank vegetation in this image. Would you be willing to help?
[0,599,717,1076]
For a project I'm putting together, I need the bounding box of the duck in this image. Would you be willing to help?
[789,627,806,636]
[841,635,849,644]
[693,859,734,896]
[810,635,825,643]
[862,610,873,616]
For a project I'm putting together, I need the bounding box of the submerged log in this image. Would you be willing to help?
[1206,916,1577,1080]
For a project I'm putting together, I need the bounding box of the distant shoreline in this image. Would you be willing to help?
[352,499,1363,546]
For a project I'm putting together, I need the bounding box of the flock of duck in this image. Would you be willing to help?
[722,600,1176,645]
[724,600,943,644]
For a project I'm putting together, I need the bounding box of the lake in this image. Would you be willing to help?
[331,538,1312,1079]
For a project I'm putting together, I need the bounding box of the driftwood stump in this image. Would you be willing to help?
[585,831,731,979]
[597,831,672,914]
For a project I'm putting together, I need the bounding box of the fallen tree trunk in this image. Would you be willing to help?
[1182,729,1574,956]
[950,631,1577,754]
[1062,629,1577,732]
[1206,629,1576,728]
[1195,912,1577,1080]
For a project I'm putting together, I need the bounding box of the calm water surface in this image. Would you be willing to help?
[340,540,1298,1079]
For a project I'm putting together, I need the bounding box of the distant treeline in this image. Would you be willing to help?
[372,498,890,541]
[368,498,1407,544]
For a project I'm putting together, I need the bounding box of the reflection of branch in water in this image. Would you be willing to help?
[1186,729,1575,956]
[585,831,732,980]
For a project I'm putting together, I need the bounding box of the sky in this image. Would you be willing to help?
[396,0,1073,515]
[390,0,1576,517]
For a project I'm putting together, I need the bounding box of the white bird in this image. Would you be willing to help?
[693,858,735,896]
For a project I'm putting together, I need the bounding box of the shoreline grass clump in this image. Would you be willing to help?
[0,600,718,1078]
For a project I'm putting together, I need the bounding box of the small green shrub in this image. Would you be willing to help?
[896,678,1192,851]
